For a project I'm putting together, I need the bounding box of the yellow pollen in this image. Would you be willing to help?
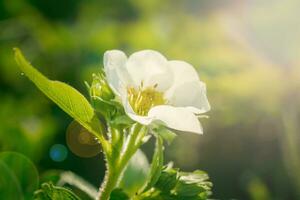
[127,84,165,116]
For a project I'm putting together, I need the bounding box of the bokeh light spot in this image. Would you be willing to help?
[66,121,101,158]
[49,144,68,162]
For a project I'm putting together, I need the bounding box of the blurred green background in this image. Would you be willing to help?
[1,0,300,199]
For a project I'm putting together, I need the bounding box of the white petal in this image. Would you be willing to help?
[168,60,199,86]
[166,81,210,114]
[127,112,154,125]
[126,50,172,91]
[103,50,131,95]
[148,105,203,134]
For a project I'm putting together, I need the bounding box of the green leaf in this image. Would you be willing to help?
[143,136,164,192]
[110,188,129,200]
[0,160,23,200]
[34,182,81,200]
[40,170,98,199]
[179,170,210,184]
[155,167,178,193]
[0,152,39,200]
[175,181,205,197]
[58,171,98,198]
[119,150,150,196]
[14,48,108,150]
[175,170,212,198]
[137,167,212,200]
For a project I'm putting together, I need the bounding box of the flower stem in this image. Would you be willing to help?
[98,167,120,200]
[98,123,146,200]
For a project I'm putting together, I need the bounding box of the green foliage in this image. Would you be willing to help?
[119,150,150,196]
[87,73,135,130]
[110,115,135,128]
[87,72,123,121]
[92,96,124,121]
[0,96,57,161]
[0,159,23,199]
[39,170,63,186]
[175,170,212,198]
[155,166,178,192]
[143,136,164,192]
[110,188,129,200]
[0,0,299,199]
[0,152,39,200]
[12,47,214,200]
[34,182,81,200]
[137,166,212,200]
[14,48,109,151]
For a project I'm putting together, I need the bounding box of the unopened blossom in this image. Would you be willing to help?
[103,50,210,134]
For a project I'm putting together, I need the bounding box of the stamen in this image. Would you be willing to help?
[127,85,165,116]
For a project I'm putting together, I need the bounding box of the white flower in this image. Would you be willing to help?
[103,50,210,134]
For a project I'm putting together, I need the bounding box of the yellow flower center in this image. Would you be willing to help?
[127,83,166,116]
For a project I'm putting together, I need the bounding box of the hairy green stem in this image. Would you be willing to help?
[119,124,146,168]
[98,123,146,200]
[98,168,120,200]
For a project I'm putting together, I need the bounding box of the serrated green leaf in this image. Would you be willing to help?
[143,136,164,192]
[34,182,81,200]
[137,167,212,200]
[110,188,129,200]
[119,150,150,196]
[175,182,205,197]
[175,170,212,198]
[14,48,108,150]
[155,167,178,193]
[0,152,39,200]
[179,170,210,184]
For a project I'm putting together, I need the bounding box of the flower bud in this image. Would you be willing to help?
[90,72,114,101]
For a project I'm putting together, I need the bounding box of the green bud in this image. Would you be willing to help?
[90,72,114,101]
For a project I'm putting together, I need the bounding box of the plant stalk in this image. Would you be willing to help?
[98,167,121,200]
[98,123,146,200]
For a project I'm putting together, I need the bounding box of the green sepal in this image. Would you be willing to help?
[91,96,125,121]
[152,126,177,145]
[110,115,135,128]
[90,72,114,101]
[92,96,116,119]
